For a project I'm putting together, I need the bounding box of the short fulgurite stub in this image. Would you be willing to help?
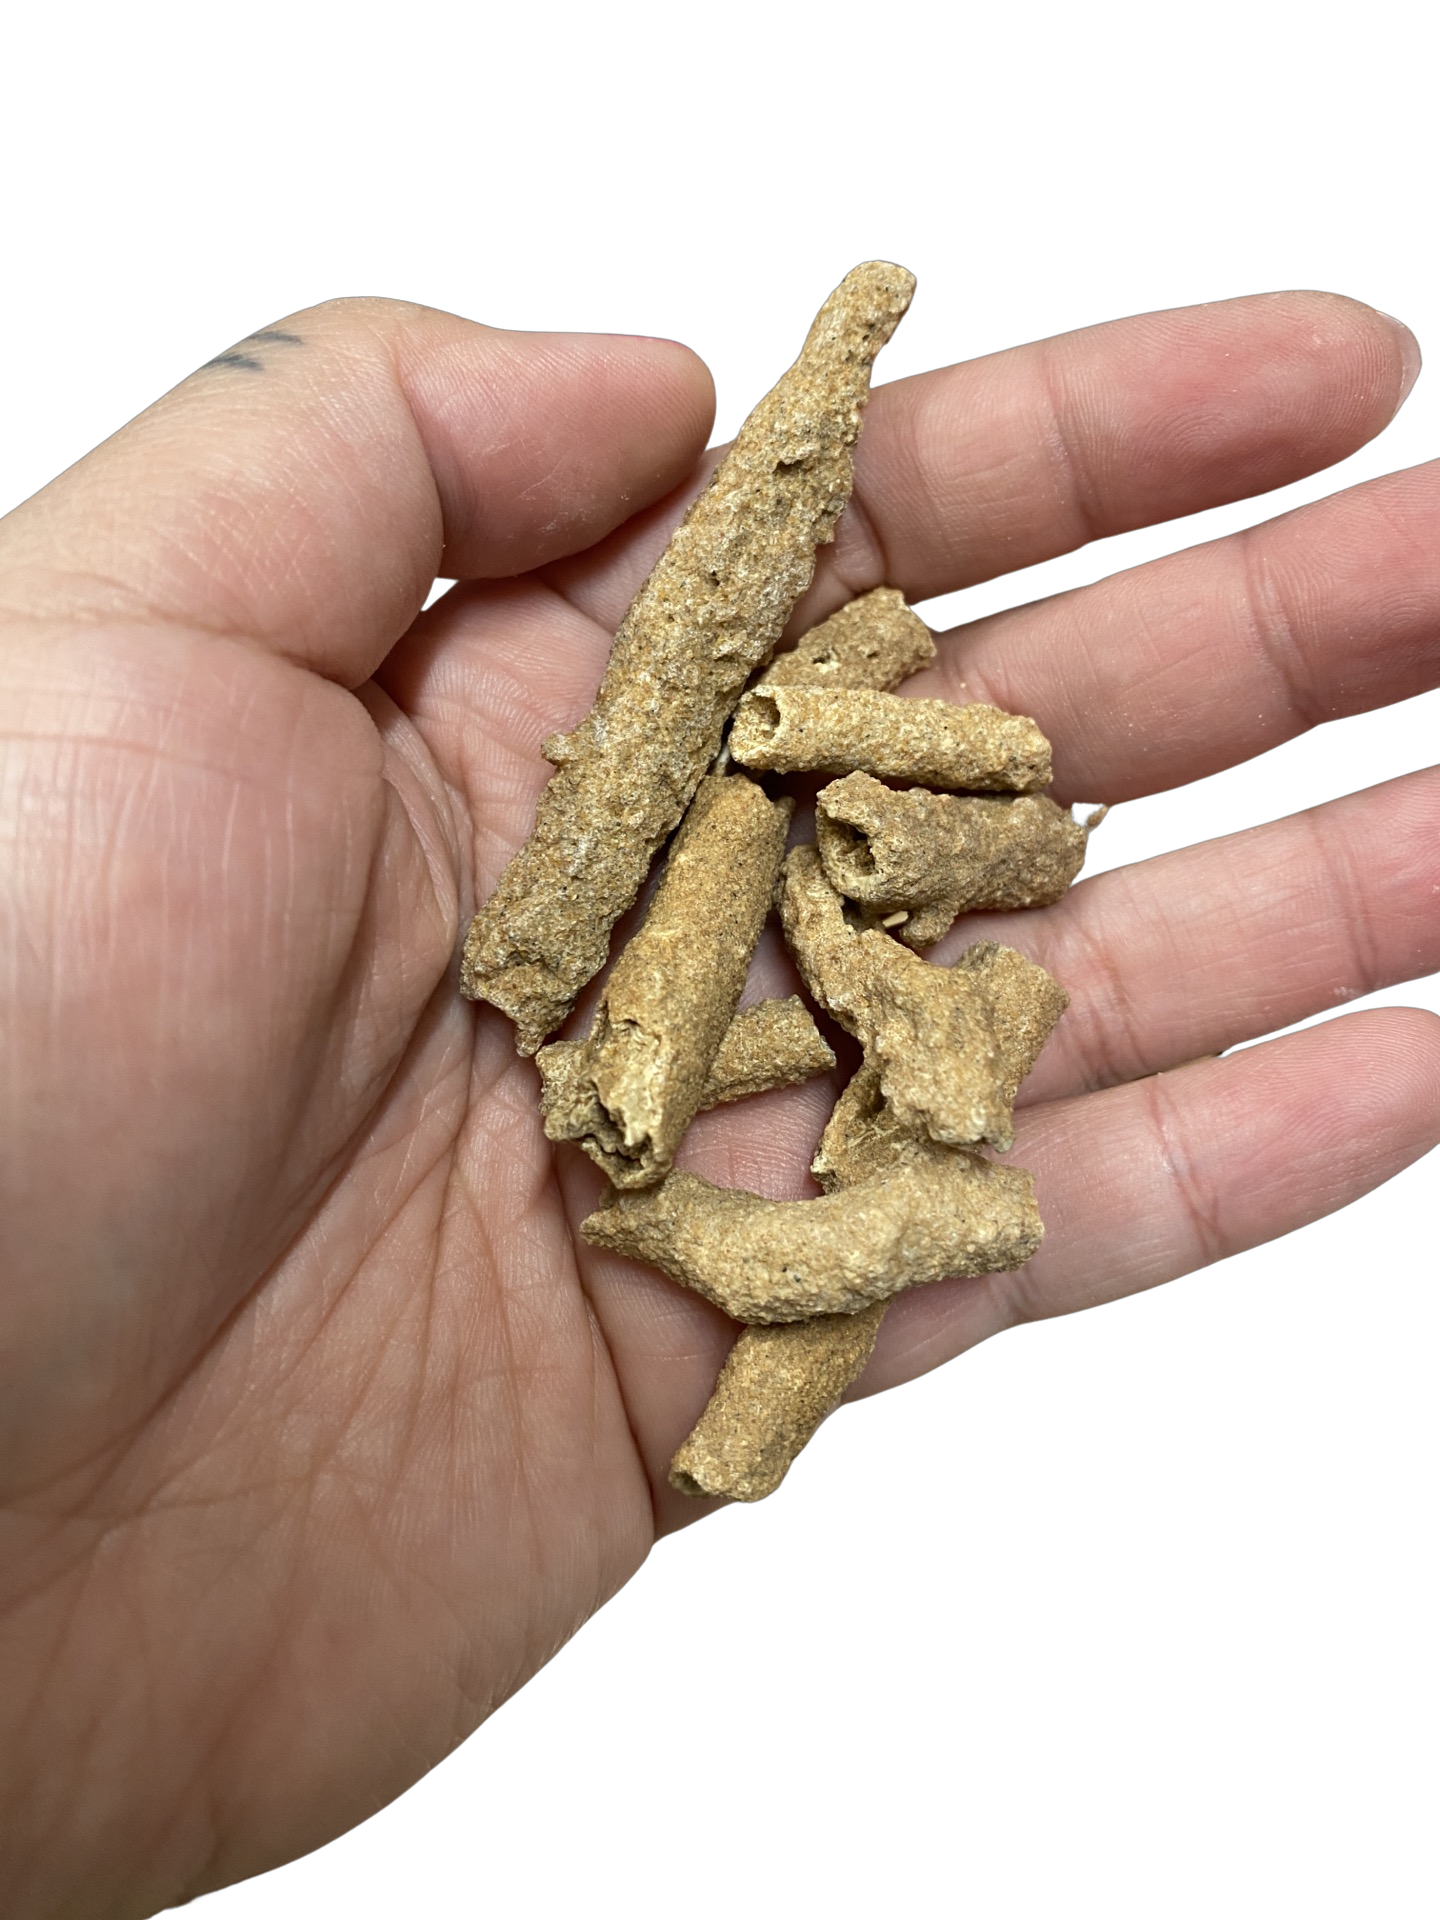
[756,586,935,693]
[729,686,1052,791]
[460,262,916,1053]
[815,773,1087,947]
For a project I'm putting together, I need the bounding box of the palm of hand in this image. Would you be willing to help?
[1,292,1436,1915]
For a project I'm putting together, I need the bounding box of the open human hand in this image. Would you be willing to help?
[1,289,1436,1916]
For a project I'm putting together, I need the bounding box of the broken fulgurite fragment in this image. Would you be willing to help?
[756,585,936,693]
[778,844,1016,1149]
[667,1303,887,1502]
[815,773,1087,947]
[667,947,1070,1501]
[534,773,793,1189]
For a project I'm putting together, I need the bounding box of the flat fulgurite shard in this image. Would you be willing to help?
[460,261,916,1053]
[816,773,1087,946]
[956,941,1069,1105]
[535,774,792,1189]
[582,1155,1042,1322]
[757,586,935,692]
[729,686,1052,792]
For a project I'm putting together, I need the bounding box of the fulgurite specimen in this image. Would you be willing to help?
[460,258,1092,1503]
[696,997,835,1108]
[461,261,916,1053]
[778,844,1022,1152]
[535,773,793,1189]
[664,930,1070,1503]
[729,686,1052,792]
[756,585,936,693]
[815,774,1087,947]
[581,1152,1043,1322]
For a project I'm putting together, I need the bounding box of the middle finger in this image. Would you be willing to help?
[913,457,1440,804]
[936,764,1440,1104]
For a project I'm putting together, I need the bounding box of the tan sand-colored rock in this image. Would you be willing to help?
[729,686,1051,792]
[776,844,1014,1149]
[672,942,1067,1502]
[955,941,1070,1107]
[460,262,916,1052]
[809,1058,930,1192]
[757,586,935,693]
[582,1151,1042,1322]
[668,1303,886,1502]
[535,775,791,1189]
[539,995,834,1148]
[698,994,835,1108]
[816,773,1087,946]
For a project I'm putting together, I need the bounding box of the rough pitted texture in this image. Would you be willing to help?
[460,261,917,1051]
[757,586,935,693]
[955,941,1070,1106]
[697,995,835,1108]
[811,952,1065,1191]
[535,775,791,1189]
[668,1304,886,1502]
[675,943,1068,1499]
[539,995,835,1144]
[777,844,1015,1150]
[816,774,1087,946]
[582,1155,1042,1322]
[729,686,1051,792]
[810,1059,935,1192]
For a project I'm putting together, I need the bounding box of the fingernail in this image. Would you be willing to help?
[1375,309,1422,407]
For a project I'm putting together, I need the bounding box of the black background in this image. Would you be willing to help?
[5,183,1436,1904]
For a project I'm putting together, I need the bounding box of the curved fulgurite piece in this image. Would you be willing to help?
[729,686,1052,792]
[582,1155,1042,1323]
[698,995,835,1108]
[669,906,1069,1500]
[816,773,1087,946]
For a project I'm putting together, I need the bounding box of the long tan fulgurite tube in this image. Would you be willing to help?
[461,262,916,1053]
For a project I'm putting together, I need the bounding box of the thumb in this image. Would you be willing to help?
[0,297,715,683]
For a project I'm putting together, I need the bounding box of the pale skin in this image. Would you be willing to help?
[1,292,1438,1918]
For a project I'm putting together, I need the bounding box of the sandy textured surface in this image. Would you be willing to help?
[536,775,790,1188]
[757,586,935,693]
[461,262,915,1051]
[583,1153,1041,1322]
[816,774,1086,946]
[730,686,1051,792]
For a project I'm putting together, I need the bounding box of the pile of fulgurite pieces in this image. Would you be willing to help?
[461,263,1090,1501]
